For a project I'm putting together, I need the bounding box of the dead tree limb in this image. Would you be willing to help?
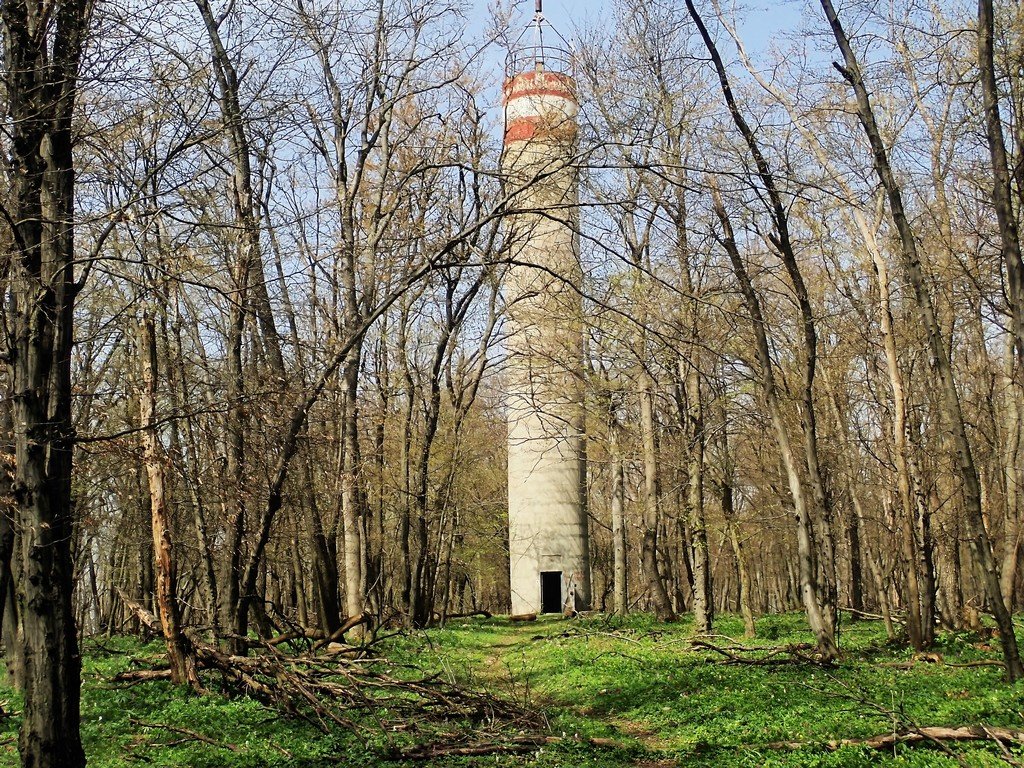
[766,725,1024,751]
[129,718,240,752]
[113,593,544,741]
[691,640,830,666]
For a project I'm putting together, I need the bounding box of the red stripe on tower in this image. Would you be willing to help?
[504,117,578,144]
[502,71,577,102]
[502,71,579,146]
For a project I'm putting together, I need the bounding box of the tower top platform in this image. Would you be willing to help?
[506,1,575,78]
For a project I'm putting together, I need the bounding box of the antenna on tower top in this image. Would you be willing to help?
[507,0,574,77]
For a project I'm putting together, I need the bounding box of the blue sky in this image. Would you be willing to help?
[505,0,808,54]
[468,0,813,115]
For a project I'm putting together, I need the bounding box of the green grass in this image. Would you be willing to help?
[1,614,1023,766]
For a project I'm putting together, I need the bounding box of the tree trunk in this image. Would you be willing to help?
[688,0,837,638]
[609,417,628,616]
[341,357,365,622]
[1000,358,1023,607]
[710,185,838,659]
[683,358,712,632]
[639,370,676,621]
[979,0,1024,367]
[2,1,93,763]
[721,477,755,638]
[138,315,202,689]
[0,404,19,677]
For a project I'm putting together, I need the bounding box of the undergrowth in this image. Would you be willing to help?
[0,613,1021,766]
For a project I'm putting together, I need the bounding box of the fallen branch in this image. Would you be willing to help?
[264,628,325,647]
[114,589,161,634]
[440,610,493,621]
[311,612,372,652]
[129,718,240,752]
[691,640,830,666]
[112,668,174,684]
[113,596,545,742]
[873,649,1007,671]
[841,606,904,622]
[765,725,1024,751]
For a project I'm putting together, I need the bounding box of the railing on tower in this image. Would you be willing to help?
[506,43,574,77]
[505,0,575,77]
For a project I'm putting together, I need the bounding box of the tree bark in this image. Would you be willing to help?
[682,361,712,632]
[979,0,1024,367]
[639,370,676,621]
[2,0,93,763]
[719,453,755,637]
[609,415,628,616]
[340,357,365,622]
[1000,344,1023,606]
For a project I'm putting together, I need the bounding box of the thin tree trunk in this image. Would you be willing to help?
[1001,353,1023,606]
[710,185,838,659]
[979,0,1024,367]
[341,357,365,622]
[720,472,755,637]
[687,0,838,636]
[138,315,202,689]
[171,320,218,629]
[0,404,18,671]
[639,370,676,621]
[217,266,248,652]
[609,417,628,616]
[683,358,712,632]
[291,522,309,627]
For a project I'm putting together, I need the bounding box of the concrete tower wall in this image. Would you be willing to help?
[503,69,591,616]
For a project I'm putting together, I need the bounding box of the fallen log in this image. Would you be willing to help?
[311,612,371,651]
[765,725,1024,751]
[508,613,537,622]
[265,628,326,647]
[114,589,161,634]
[879,655,1006,670]
[112,668,174,684]
[440,610,493,621]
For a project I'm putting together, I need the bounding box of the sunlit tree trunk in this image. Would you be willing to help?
[138,315,202,689]
[639,370,676,621]
[710,185,839,659]
[609,415,628,616]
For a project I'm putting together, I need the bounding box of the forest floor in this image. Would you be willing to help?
[0,612,1022,766]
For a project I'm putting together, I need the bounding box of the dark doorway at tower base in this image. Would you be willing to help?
[540,571,562,614]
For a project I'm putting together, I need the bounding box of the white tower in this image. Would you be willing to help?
[503,2,591,616]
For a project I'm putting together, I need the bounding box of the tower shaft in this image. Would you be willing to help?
[503,67,591,616]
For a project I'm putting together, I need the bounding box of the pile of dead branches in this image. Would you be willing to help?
[113,594,544,741]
